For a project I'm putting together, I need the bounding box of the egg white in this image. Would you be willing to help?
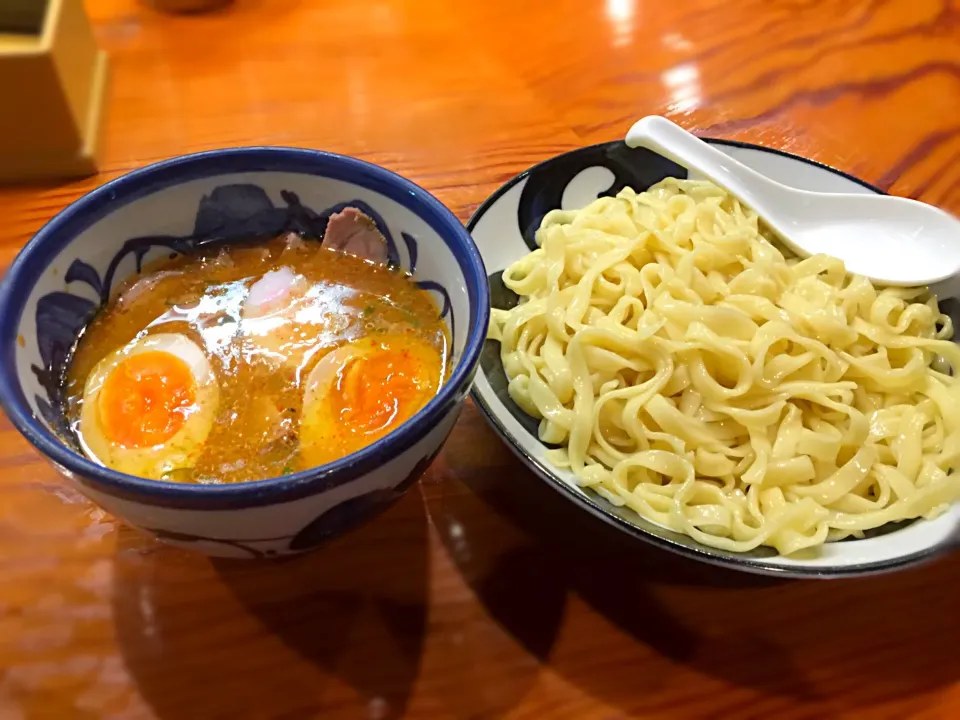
[77,333,219,480]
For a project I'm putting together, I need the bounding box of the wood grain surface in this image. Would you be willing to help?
[1,1,959,718]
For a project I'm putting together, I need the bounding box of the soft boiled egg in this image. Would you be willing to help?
[78,333,219,480]
[299,334,444,468]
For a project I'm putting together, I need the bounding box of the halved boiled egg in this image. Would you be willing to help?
[300,334,444,468]
[78,333,219,480]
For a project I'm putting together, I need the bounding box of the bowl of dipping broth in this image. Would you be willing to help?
[0,148,488,557]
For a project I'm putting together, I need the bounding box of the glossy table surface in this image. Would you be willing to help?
[1,0,959,717]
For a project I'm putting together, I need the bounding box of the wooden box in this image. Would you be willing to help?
[0,0,109,183]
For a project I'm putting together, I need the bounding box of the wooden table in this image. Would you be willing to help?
[1,1,958,717]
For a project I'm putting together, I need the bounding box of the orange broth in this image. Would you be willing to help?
[64,236,450,483]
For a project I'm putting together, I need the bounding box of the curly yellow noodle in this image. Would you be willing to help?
[489,179,960,555]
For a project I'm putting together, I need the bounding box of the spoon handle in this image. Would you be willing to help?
[625,116,794,226]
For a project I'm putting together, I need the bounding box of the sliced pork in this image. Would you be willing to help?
[322,208,388,265]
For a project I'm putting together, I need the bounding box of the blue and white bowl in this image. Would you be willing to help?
[469,139,960,578]
[0,148,489,558]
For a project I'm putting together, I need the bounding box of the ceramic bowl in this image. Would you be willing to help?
[0,148,489,558]
[468,139,960,578]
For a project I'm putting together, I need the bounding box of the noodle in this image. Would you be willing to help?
[488,179,960,555]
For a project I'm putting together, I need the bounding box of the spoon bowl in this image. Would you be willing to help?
[625,116,960,287]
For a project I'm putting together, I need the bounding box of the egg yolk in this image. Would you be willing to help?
[332,349,424,436]
[98,350,196,448]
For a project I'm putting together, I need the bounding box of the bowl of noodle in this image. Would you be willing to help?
[468,138,960,577]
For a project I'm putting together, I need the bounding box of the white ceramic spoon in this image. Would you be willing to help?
[625,115,960,287]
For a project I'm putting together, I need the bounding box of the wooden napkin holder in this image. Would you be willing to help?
[0,0,109,183]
